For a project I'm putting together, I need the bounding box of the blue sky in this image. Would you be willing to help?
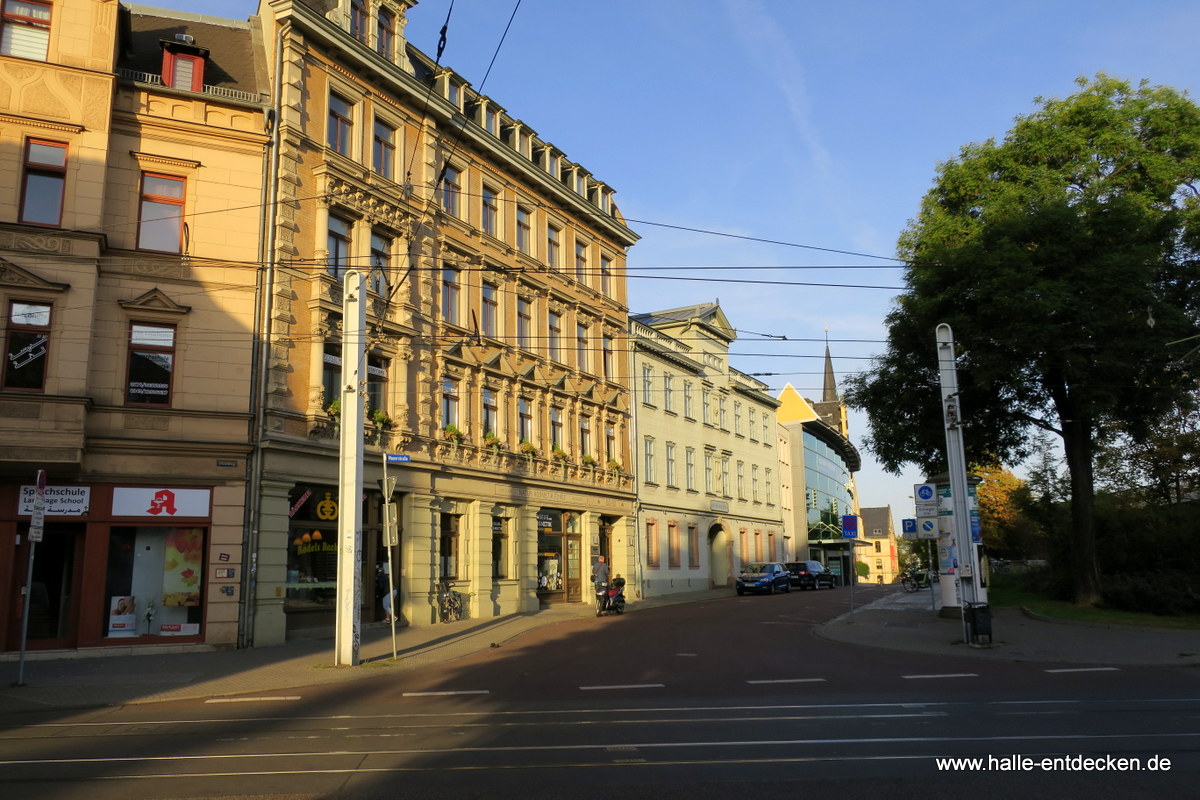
[145,0,1200,524]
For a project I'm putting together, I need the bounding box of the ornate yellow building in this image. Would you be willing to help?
[248,0,639,643]
[0,1,269,654]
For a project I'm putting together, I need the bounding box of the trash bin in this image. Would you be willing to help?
[965,602,992,644]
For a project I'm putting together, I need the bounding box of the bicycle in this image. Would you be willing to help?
[437,580,463,623]
[901,570,935,593]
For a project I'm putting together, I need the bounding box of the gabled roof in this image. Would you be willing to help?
[631,301,735,343]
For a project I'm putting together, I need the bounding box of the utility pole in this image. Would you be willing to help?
[335,271,366,666]
[935,324,988,644]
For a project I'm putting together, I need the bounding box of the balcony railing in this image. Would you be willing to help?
[117,69,267,105]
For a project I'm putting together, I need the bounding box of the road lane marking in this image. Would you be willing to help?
[579,683,665,691]
[1043,667,1121,673]
[900,673,978,680]
[205,697,300,703]
[401,690,490,697]
[746,678,827,684]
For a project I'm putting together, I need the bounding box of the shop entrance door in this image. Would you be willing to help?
[565,535,582,602]
[8,523,83,650]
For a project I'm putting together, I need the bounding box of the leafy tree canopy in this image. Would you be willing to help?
[845,75,1200,603]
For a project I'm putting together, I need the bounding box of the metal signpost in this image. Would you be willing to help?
[842,514,858,610]
[379,459,399,660]
[16,469,47,686]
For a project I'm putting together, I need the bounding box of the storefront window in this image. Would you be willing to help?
[105,526,205,638]
[285,485,373,612]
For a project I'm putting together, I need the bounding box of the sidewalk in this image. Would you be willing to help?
[817,583,1200,667]
[3,585,1198,714]
[0,589,728,714]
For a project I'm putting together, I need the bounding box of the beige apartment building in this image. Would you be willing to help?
[0,1,269,654]
[630,303,785,598]
[247,0,639,643]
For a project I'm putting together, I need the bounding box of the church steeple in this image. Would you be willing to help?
[821,342,838,403]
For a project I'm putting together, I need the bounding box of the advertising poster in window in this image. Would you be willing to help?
[162,527,203,606]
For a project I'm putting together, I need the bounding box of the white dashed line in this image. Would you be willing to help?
[401,690,491,697]
[901,673,979,680]
[579,683,666,691]
[746,678,827,685]
[1043,667,1121,673]
[205,696,300,703]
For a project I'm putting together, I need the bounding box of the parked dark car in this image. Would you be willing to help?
[785,560,837,590]
[736,562,791,595]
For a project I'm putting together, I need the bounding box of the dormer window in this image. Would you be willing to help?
[160,35,208,93]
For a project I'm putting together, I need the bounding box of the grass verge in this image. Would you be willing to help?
[987,575,1200,630]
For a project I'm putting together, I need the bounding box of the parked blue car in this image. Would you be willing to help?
[736,562,792,595]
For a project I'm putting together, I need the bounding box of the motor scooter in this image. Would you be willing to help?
[595,576,626,616]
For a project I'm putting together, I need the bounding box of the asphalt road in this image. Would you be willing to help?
[2,586,1198,799]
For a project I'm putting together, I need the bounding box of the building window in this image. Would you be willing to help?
[350,0,368,43]
[550,407,563,450]
[683,381,694,419]
[685,447,696,491]
[702,389,711,424]
[439,514,459,579]
[373,119,395,178]
[578,415,591,458]
[641,364,653,403]
[3,301,50,391]
[546,224,561,269]
[754,531,763,561]
[441,377,458,427]
[665,442,677,487]
[328,93,353,156]
[646,520,660,569]
[605,424,617,463]
[752,464,760,501]
[719,395,728,430]
[516,206,532,254]
[721,455,730,496]
[107,526,206,637]
[769,532,777,561]
[441,266,459,323]
[739,529,749,565]
[548,311,562,362]
[765,469,773,505]
[321,343,340,410]
[734,401,742,435]
[688,524,700,568]
[447,81,460,108]
[704,450,714,493]
[601,335,614,379]
[377,7,395,58]
[492,518,509,579]
[643,436,655,483]
[19,139,66,226]
[482,387,498,436]
[517,297,532,350]
[138,173,185,253]
[126,323,175,406]
[164,50,203,91]
[749,409,758,442]
[484,106,497,134]
[326,215,352,280]
[574,240,588,284]
[600,254,612,297]
[367,354,388,415]
[481,282,498,337]
[667,522,680,569]
[663,373,674,412]
[0,0,51,61]
[576,322,589,372]
[440,164,460,216]
[481,186,499,237]
[370,231,390,295]
[519,397,533,443]
[736,461,745,499]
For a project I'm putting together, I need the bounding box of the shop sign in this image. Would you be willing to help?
[112,487,211,518]
[19,485,91,516]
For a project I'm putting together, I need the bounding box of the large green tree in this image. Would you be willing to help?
[845,76,1200,605]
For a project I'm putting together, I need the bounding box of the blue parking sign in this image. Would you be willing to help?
[902,518,917,535]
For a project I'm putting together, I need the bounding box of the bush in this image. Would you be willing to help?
[1100,571,1200,616]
